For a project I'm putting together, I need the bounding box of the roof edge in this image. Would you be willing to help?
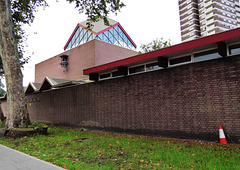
[64,21,137,50]
[83,28,240,75]
[64,24,81,50]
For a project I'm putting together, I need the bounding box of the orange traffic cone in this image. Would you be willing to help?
[219,124,228,144]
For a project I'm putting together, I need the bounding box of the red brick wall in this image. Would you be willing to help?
[27,55,240,143]
[35,39,137,83]
[35,40,96,83]
[94,40,138,66]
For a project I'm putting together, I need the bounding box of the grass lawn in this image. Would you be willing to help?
[0,127,239,169]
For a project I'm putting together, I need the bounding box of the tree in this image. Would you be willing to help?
[0,80,5,123]
[67,0,125,28]
[0,75,6,123]
[0,0,30,128]
[0,0,124,128]
[0,104,4,123]
[0,80,5,97]
[139,38,172,54]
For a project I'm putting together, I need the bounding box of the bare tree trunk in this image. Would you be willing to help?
[0,102,5,122]
[0,0,30,128]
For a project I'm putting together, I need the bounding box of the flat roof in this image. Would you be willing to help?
[83,28,240,75]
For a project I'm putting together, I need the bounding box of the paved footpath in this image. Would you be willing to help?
[0,144,65,170]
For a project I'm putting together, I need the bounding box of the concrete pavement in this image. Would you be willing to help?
[0,144,65,170]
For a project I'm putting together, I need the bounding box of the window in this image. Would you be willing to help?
[229,44,240,55]
[99,73,111,79]
[207,23,214,27]
[189,32,194,36]
[189,27,194,31]
[146,62,161,71]
[189,20,194,25]
[206,5,212,9]
[169,55,191,66]
[112,71,121,77]
[129,65,145,74]
[188,15,193,20]
[96,26,136,50]
[194,49,221,62]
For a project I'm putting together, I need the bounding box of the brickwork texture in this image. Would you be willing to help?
[27,55,240,143]
[35,39,137,83]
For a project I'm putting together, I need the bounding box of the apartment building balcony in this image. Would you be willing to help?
[205,6,213,14]
[206,12,214,19]
[205,0,213,8]
[206,18,215,25]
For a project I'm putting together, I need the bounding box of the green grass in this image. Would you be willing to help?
[0,127,239,169]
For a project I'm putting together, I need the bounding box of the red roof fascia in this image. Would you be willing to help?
[95,23,137,48]
[118,23,137,48]
[83,28,240,75]
[64,22,137,50]
[64,24,80,50]
[64,23,99,50]
[96,23,119,35]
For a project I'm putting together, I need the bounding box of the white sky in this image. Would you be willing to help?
[21,0,181,86]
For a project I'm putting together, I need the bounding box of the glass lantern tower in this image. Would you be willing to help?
[64,18,137,51]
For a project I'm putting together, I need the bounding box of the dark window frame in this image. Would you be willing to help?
[229,44,240,55]
[99,73,111,80]
[129,65,145,74]
[169,55,192,66]
[194,49,221,62]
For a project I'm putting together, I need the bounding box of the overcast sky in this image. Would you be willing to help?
[21,0,181,86]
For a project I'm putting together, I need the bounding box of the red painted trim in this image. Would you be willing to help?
[117,23,137,48]
[96,23,119,35]
[95,23,137,48]
[64,23,99,50]
[64,22,137,50]
[78,23,99,35]
[83,28,240,75]
[64,24,80,50]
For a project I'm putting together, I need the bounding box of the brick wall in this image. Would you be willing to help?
[27,55,240,143]
[35,39,137,83]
